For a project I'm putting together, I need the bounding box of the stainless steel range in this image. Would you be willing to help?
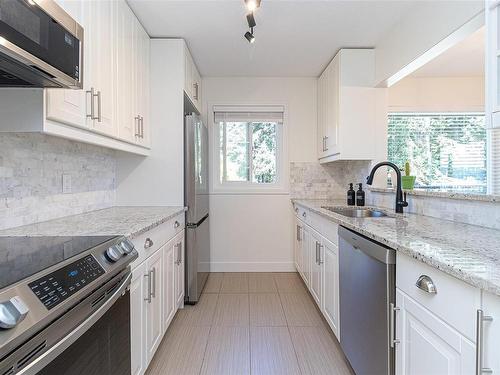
[0,235,138,375]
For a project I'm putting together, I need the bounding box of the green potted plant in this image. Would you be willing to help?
[401,161,416,190]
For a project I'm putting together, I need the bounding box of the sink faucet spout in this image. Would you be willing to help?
[366,161,408,214]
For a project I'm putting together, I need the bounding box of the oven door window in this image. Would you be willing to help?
[0,0,80,79]
[37,292,130,375]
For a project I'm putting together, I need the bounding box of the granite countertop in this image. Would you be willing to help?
[293,199,500,296]
[0,206,187,239]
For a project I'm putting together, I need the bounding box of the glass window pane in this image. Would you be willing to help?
[387,113,486,194]
[220,122,249,182]
[252,122,277,183]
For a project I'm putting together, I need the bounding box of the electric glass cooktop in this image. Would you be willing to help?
[0,236,117,290]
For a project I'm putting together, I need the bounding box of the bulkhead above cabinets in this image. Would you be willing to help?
[0,0,150,156]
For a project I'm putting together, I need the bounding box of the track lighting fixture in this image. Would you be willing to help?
[244,0,261,12]
[246,12,256,28]
[244,28,255,43]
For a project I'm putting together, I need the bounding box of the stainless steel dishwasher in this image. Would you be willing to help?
[339,226,396,375]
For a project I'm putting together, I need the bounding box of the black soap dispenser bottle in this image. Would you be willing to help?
[347,183,355,206]
[356,183,365,206]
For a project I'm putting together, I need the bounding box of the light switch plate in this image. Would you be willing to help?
[62,174,72,194]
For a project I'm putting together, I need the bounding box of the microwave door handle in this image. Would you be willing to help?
[16,272,131,375]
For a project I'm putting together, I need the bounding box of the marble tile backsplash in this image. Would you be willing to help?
[0,133,116,230]
[368,190,500,230]
[290,161,372,200]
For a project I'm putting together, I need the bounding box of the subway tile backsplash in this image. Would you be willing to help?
[0,133,116,230]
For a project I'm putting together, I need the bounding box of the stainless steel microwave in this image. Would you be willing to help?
[0,0,83,88]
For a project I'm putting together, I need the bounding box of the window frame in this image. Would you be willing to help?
[210,104,289,194]
[387,111,487,193]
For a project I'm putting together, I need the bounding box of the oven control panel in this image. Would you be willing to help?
[28,255,105,310]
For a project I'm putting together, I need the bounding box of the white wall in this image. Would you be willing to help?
[375,1,484,86]
[202,77,317,272]
[388,76,485,112]
[116,40,184,206]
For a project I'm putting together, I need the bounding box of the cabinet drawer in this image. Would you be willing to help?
[396,253,480,341]
[319,218,338,246]
[131,213,185,269]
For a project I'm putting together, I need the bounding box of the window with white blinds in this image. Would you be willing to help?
[387,113,487,193]
[213,107,284,189]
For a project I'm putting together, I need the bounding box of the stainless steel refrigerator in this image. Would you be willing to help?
[184,113,210,304]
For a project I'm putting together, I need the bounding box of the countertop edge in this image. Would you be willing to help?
[292,199,500,297]
[125,207,187,240]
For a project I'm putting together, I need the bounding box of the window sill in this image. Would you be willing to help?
[368,187,500,204]
[210,187,290,195]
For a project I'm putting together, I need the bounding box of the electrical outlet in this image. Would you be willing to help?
[62,174,72,194]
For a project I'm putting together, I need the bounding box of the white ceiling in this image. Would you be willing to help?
[411,27,485,78]
[127,0,418,77]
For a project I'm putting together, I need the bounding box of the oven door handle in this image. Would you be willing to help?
[18,272,132,375]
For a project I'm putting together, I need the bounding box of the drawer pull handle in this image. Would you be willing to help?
[415,275,437,294]
[144,238,154,249]
[476,309,493,375]
[174,221,180,228]
[302,212,307,218]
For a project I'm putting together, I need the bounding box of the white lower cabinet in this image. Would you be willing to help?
[301,224,311,287]
[293,208,339,341]
[322,237,339,339]
[130,261,147,375]
[130,221,185,375]
[294,219,302,274]
[395,289,475,375]
[145,248,163,361]
[174,231,185,308]
[309,228,323,307]
[480,292,500,374]
[162,240,176,330]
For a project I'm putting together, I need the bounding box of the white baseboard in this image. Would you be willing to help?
[209,261,296,272]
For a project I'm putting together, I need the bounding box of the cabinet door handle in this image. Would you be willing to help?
[415,275,437,294]
[144,272,152,303]
[476,309,493,375]
[86,87,98,120]
[302,212,306,219]
[318,243,323,264]
[144,238,154,249]
[315,242,319,264]
[390,303,400,348]
[194,82,199,100]
[151,268,156,298]
[140,116,144,138]
[296,225,301,241]
[134,116,141,137]
[96,90,102,123]
[174,220,180,229]
[177,242,183,265]
[324,136,328,151]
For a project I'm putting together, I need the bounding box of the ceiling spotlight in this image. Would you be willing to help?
[244,0,261,12]
[244,30,255,44]
[246,12,256,28]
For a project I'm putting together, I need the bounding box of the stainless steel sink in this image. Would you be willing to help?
[321,206,388,218]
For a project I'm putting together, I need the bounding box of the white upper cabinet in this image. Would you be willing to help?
[42,0,150,154]
[317,49,377,163]
[481,292,500,374]
[184,45,202,113]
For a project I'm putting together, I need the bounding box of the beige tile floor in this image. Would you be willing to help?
[146,272,353,375]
